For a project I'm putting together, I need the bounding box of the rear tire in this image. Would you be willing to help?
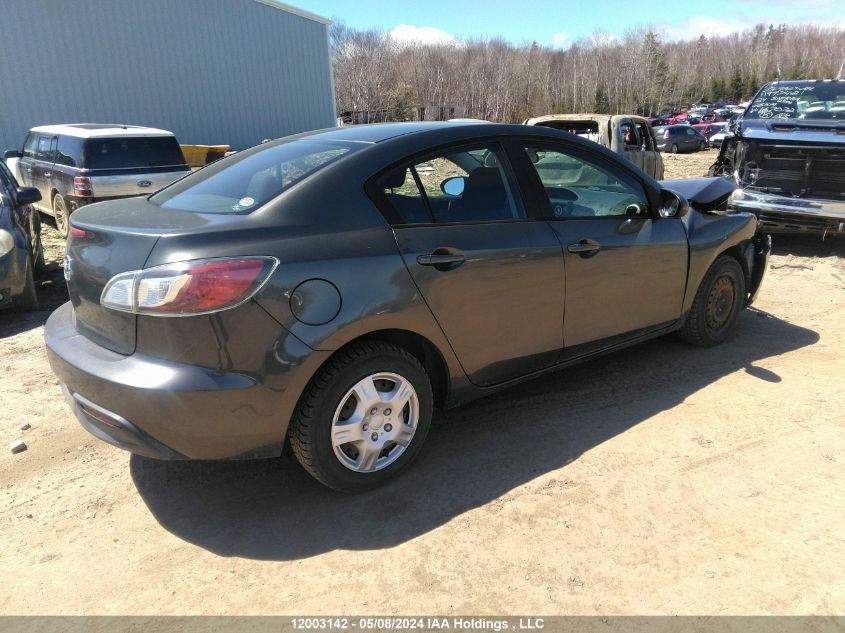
[288,341,433,492]
[670,143,679,154]
[53,194,70,239]
[678,256,745,347]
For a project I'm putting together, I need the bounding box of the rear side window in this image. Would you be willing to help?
[151,140,357,214]
[82,136,186,169]
[372,144,525,225]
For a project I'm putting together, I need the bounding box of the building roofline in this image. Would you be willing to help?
[253,0,331,25]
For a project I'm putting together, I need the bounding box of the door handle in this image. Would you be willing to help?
[417,248,466,269]
[567,239,601,256]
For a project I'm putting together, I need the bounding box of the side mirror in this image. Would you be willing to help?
[658,189,689,218]
[441,176,466,197]
[16,187,41,206]
[4,150,22,160]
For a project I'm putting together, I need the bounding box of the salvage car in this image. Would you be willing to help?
[45,122,769,492]
[711,79,845,234]
[523,114,664,179]
[0,158,43,311]
[656,125,708,153]
[5,124,190,238]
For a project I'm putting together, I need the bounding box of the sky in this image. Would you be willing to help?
[297,0,845,47]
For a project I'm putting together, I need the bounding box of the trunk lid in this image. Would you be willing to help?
[65,197,231,354]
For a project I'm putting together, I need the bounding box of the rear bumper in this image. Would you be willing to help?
[730,189,845,234]
[61,386,184,459]
[45,301,330,460]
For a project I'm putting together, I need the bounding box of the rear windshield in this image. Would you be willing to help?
[150,140,358,214]
[746,82,845,121]
[83,136,186,169]
[536,120,601,143]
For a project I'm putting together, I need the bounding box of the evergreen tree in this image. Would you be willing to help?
[729,67,744,101]
[744,74,760,100]
[592,85,611,113]
[788,56,806,79]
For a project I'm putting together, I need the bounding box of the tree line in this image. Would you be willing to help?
[330,22,845,122]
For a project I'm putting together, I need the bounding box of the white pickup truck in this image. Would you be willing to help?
[523,114,664,180]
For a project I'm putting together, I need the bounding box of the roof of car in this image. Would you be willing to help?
[303,121,491,144]
[29,124,176,138]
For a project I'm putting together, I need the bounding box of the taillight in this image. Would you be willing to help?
[663,130,670,139]
[100,257,277,316]
[69,225,90,239]
[74,176,93,196]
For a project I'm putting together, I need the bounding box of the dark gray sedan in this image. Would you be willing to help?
[45,123,769,492]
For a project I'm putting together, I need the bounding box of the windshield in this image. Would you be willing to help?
[150,140,358,214]
[746,82,845,121]
[83,136,186,169]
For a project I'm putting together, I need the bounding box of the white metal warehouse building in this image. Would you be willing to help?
[0,0,336,152]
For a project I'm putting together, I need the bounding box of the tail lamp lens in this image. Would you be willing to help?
[101,257,277,316]
[74,176,93,196]
[663,130,670,139]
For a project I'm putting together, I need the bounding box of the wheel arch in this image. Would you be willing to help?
[309,328,451,410]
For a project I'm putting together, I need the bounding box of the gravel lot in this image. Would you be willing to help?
[1,150,844,615]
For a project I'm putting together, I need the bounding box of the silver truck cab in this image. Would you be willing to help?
[523,114,664,180]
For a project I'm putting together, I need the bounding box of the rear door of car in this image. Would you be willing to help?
[369,141,565,386]
[514,139,688,354]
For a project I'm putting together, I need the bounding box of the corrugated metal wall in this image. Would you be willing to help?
[0,0,336,152]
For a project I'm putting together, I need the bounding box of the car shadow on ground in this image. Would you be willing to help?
[131,309,818,561]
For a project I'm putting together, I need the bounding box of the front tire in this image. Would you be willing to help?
[698,141,707,151]
[288,341,434,492]
[678,256,746,346]
[53,194,70,239]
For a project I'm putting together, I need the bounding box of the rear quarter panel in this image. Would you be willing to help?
[142,162,470,406]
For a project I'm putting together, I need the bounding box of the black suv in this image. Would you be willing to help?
[5,124,190,237]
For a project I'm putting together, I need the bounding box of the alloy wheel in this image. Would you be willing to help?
[331,372,419,473]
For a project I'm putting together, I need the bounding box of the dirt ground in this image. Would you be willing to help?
[1,152,844,616]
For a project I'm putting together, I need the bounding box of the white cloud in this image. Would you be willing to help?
[658,15,758,41]
[550,31,570,48]
[389,24,461,46]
